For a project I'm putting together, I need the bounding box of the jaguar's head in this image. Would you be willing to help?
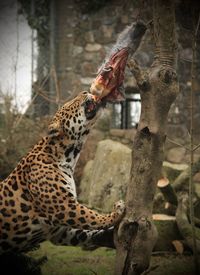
[48,91,102,140]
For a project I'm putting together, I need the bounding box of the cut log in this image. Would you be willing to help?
[176,193,200,253]
[172,240,184,254]
[153,214,176,221]
[164,202,177,216]
[173,158,200,192]
[157,177,178,206]
[194,217,200,228]
[153,214,183,252]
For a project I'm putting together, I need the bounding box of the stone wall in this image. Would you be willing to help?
[53,1,200,139]
[53,0,153,101]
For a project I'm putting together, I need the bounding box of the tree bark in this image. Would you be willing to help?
[114,1,179,274]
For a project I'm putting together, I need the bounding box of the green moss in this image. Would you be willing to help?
[28,241,198,275]
[151,255,195,275]
[28,242,115,275]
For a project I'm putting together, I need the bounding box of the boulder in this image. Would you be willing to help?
[74,129,105,188]
[166,147,186,163]
[79,160,94,201]
[79,139,131,212]
[85,43,102,52]
[162,161,188,182]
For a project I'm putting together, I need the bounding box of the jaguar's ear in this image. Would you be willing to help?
[48,121,62,138]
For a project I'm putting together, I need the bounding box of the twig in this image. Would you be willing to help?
[180,57,192,63]
[39,69,51,90]
[36,88,59,104]
[51,66,61,107]
[166,137,190,151]
[12,93,38,130]
[4,92,38,143]
[195,12,200,37]
[193,143,200,152]
[13,2,19,107]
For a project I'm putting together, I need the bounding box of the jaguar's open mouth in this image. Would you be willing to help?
[84,97,101,120]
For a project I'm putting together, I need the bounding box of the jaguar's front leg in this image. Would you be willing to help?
[50,226,115,249]
[64,198,125,230]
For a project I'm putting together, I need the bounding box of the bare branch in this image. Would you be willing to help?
[166,137,190,151]
[193,143,200,152]
[51,66,61,107]
[195,12,200,37]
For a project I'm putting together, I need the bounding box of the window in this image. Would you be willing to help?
[111,93,141,129]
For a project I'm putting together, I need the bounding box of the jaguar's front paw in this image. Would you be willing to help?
[113,200,126,216]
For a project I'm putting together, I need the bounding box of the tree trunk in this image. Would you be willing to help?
[114,1,179,274]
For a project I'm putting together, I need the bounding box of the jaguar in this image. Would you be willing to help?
[0,43,131,254]
[0,91,126,254]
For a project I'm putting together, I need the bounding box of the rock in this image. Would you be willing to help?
[121,15,129,24]
[84,31,95,43]
[166,147,186,163]
[84,50,105,64]
[121,138,130,145]
[195,183,200,198]
[72,46,83,56]
[80,77,94,85]
[74,129,105,188]
[109,129,136,142]
[124,129,137,141]
[84,52,95,61]
[95,110,111,131]
[80,139,131,211]
[85,43,102,52]
[101,25,114,38]
[80,62,96,77]
[109,129,125,138]
[79,160,94,200]
[193,172,200,182]
[166,125,188,140]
